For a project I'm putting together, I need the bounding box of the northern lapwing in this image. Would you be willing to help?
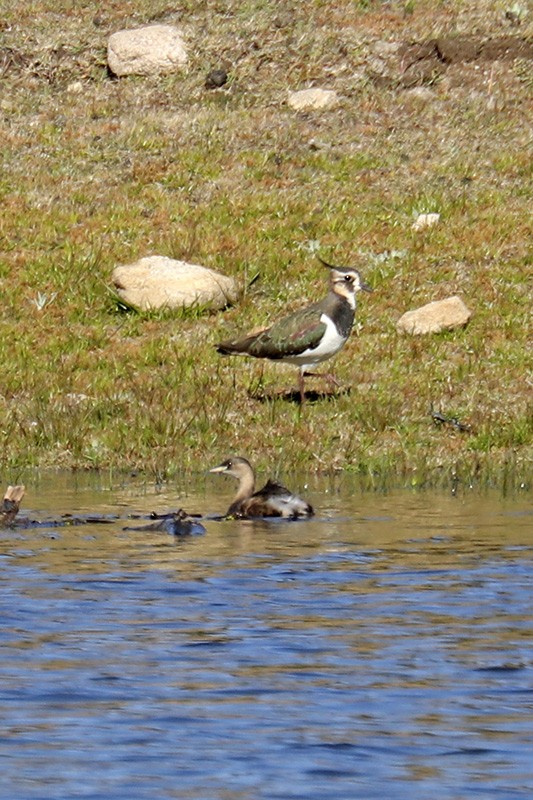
[210,456,314,519]
[216,257,372,403]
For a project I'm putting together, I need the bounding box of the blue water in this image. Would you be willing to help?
[0,477,531,799]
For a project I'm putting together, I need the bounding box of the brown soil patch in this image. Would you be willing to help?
[376,35,532,87]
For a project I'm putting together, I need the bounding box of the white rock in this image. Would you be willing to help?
[288,88,339,111]
[397,296,472,335]
[107,25,187,77]
[412,212,440,231]
[112,256,240,311]
[66,81,84,94]
[373,41,401,57]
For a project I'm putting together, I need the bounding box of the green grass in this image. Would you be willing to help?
[0,0,531,490]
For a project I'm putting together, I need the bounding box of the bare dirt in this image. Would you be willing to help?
[390,35,533,86]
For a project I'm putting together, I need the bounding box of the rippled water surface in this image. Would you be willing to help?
[1,474,532,800]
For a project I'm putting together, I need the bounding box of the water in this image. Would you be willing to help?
[0,474,531,800]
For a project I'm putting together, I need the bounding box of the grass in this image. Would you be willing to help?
[0,0,531,491]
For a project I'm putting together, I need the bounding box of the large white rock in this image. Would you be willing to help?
[112,256,240,311]
[397,296,472,335]
[107,25,187,77]
[287,88,339,111]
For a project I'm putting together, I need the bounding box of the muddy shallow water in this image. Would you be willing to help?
[0,474,531,800]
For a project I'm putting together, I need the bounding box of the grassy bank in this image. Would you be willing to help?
[0,1,531,489]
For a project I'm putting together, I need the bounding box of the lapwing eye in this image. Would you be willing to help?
[344,274,353,282]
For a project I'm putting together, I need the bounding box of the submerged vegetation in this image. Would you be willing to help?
[0,1,531,490]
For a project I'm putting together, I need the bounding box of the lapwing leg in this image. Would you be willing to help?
[303,371,342,393]
[248,364,265,398]
[298,368,306,405]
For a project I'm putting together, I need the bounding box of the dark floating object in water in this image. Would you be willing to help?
[1,484,119,529]
[210,455,314,519]
[431,410,472,433]
[124,509,206,536]
[0,485,204,536]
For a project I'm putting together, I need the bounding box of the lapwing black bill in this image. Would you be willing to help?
[216,257,372,403]
[210,456,314,519]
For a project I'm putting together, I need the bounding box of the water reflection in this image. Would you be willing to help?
[0,475,531,799]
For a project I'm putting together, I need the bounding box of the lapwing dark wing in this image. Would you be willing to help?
[216,257,372,403]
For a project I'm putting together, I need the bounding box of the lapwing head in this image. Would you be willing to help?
[318,256,372,306]
[209,456,253,481]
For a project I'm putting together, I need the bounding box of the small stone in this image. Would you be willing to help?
[404,86,435,104]
[107,25,187,77]
[112,256,240,312]
[287,88,340,111]
[397,296,472,335]
[412,212,440,231]
[64,393,90,405]
[66,81,84,94]
[373,41,401,58]
[205,68,228,89]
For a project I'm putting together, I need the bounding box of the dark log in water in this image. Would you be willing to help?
[0,485,205,536]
